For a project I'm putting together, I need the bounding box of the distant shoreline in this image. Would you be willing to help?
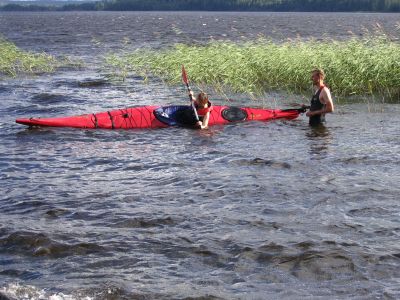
[1,0,399,13]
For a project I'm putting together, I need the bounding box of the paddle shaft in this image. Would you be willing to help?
[182,66,200,122]
[282,106,310,114]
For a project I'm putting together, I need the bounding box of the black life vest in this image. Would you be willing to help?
[309,86,326,126]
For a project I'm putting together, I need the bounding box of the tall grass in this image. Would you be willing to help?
[0,38,57,77]
[106,36,400,102]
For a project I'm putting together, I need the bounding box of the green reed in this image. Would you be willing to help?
[106,36,400,102]
[0,38,58,77]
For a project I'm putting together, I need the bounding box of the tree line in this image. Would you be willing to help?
[1,0,400,12]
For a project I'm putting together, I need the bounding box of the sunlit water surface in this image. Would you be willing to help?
[0,11,399,299]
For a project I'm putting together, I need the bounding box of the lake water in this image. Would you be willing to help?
[0,11,399,299]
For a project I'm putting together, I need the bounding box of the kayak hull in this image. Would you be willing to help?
[16,105,301,129]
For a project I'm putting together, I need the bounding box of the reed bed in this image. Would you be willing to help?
[0,38,57,77]
[106,37,400,102]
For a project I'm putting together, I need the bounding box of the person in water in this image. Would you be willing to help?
[189,90,212,129]
[306,68,334,126]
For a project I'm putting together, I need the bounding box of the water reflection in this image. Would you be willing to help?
[306,124,332,159]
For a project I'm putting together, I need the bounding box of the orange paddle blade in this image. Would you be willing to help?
[181,65,189,85]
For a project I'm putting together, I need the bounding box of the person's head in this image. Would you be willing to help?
[311,68,325,85]
[197,92,209,107]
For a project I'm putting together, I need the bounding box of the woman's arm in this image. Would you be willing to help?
[200,112,210,129]
[321,88,334,113]
[189,91,196,102]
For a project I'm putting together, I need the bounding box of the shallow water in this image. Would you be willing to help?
[1,11,400,299]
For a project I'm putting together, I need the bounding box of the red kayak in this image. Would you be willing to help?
[15,105,305,129]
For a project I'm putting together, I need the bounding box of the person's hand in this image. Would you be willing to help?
[195,121,202,128]
[306,111,313,117]
[189,91,195,100]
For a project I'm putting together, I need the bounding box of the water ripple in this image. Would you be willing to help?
[0,230,105,258]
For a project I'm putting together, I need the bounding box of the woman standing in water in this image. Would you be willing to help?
[306,68,334,126]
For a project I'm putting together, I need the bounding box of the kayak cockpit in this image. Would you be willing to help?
[153,105,197,127]
[154,105,249,127]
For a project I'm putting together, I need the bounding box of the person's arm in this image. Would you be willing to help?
[321,88,334,113]
[189,90,196,102]
[200,111,210,129]
[306,87,334,117]
[189,91,203,128]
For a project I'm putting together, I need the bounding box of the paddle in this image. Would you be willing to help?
[181,65,200,122]
[298,105,310,113]
[285,103,310,113]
